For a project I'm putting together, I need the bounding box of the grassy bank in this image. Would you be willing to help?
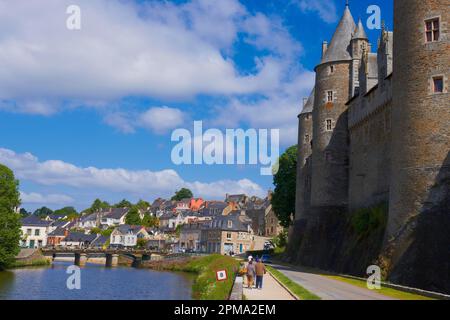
[325,275,434,300]
[144,254,240,300]
[266,265,321,300]
[10,259,51,268]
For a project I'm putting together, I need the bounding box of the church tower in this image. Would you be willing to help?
[310,3,355,210]
[388,0,449,273]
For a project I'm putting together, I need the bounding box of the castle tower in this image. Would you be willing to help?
[295,89,314,221]
[388,0,449,253]
[310,3,355,210]
[350,18,369,96]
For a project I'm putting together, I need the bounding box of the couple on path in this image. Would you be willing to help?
[246,256,266,290]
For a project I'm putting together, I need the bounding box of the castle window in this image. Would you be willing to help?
[327,91,334,102]
[325,119,333,131]
[330,66,335,74]
[425,18,440,42]
[433,76,444,93]
[304,134,310,143]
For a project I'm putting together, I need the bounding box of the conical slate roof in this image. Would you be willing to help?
[353,18,368,39]
[320,5,356,65]
[301,88,315,114]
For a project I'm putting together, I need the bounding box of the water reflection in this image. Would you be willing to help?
[0,262,193,300]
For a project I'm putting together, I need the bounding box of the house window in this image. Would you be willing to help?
[325,119,333,131]
[433,76,444,93]
[27,229,32,235]
[327,91,334,102]
[425,18,440,42]
[226,233,232,240]
[35,229,40,236]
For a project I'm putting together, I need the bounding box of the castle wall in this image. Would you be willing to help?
[348,76,392,211]
[311,62,350,208]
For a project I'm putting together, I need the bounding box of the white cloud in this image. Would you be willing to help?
[211,69,315,145]
[139,107,186,134]
[0,0,295,113]
[20,191,74,205]
[0,148,266,202]
[297,0,338,23]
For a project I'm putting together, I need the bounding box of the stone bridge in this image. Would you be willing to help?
[42,248,162,267]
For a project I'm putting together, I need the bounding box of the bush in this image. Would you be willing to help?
[350,203,388,237]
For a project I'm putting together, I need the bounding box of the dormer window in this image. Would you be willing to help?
[227,220,233,228]
[327,91,334,102]
[425,18,440,42]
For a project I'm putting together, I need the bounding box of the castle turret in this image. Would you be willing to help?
[310,4,355,210]
[350,18,369,96]
[388,0,449,275]
[295,89,314,221]
[377,27,393,87]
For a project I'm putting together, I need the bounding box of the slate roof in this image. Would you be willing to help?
[210,213,252,232]
[48,227,67,237]
[64,232,97,243]
[115,225,145,235]
[91,235,109,246]
[320,5,356,65]
[353,18,368,40]
[104,208,129,220]
[21,215,52,227]
[301,88,315,114]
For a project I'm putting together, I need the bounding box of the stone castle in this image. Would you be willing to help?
[292,0,449,293]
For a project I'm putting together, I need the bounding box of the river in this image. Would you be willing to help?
[0,261,194,300]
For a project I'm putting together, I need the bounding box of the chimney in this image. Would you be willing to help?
[322,41,328,58]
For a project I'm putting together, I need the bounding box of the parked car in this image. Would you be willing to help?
[260,254,272,264]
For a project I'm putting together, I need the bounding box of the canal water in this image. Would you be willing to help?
[0,261,194,300]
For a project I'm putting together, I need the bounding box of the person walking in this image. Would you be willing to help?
[255,258,266,290]
[246,258,256,289]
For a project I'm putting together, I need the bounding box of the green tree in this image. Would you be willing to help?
[125,207,142,225]
[19,208,30,217]
[101,228,114,237]
[136,199,150,211]
[33,206,53,218]
[171,188,193,201]
[136,238,147,249]
[114,199,133,208]
[90,227,102,235]
[54,206,78,220]
[0,164,22,270]
[142,213,159,228]
[85,199,110,214]
[271,145,297,228]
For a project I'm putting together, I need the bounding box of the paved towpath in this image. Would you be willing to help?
[270,264,396,300]
[243,273,295,300]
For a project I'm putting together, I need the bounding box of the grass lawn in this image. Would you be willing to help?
[148,254,240,300]
[10,258,51,268]
[325,275,434,300]
[266,265,321,300]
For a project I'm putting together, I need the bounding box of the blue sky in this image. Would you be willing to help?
[0,0,393,211]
